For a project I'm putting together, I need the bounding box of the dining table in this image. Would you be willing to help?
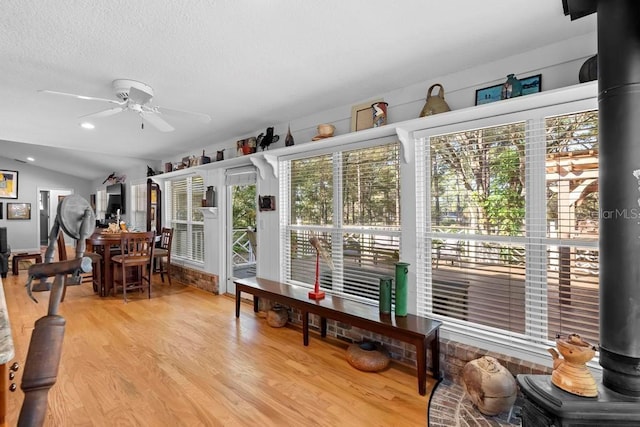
[87,230,123,297]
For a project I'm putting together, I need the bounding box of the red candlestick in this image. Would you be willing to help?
[308,251,325,300]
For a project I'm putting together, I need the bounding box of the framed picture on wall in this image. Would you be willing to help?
[258,195,276,211]
[0,170,18,199]
[7,202,31,220]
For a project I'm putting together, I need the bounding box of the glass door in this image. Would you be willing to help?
[228,183,256,282]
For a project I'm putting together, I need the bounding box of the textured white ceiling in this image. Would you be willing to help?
[0,0,595,179]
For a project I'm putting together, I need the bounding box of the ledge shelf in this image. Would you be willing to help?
[197,207,218,219]
[152,81,597,182]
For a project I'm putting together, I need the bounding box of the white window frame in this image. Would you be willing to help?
[280,136,402,303]
[413,96,599,367]
[262,82,600,367]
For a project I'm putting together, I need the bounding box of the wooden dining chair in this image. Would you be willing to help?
[111,231,155,302]
[56,231,102,300]
[79,238,103,294]
[153,227,173,285]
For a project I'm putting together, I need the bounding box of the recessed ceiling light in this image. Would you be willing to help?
[26,157,35,162]
[80,122,95,130]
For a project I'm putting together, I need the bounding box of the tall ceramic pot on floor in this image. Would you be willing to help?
[394,262,409,316]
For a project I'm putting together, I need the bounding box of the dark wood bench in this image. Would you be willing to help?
[12,251,43,275]
[234,276,442,396]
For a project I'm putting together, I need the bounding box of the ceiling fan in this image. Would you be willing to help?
[39,79,211,132]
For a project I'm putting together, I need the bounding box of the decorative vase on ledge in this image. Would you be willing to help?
[379,276,392,314]
[394,262,409,316]
[371,101,388,127]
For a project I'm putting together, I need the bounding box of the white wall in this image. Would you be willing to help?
[0,157,92,251]
[173,33,597,164]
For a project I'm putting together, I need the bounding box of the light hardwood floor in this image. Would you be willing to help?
[3,268,435,426]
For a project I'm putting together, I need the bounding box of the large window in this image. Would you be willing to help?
[417,109,599,346]
[167,175,205,263]
[282,141,401,302]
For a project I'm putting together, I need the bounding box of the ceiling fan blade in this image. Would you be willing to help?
[38,89,123,105]
[79,106,125,119]
[140,111,175,132]
[155,105,211,123]
[128,86,153,105]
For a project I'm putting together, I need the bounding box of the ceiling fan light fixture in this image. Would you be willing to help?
[42,79,209,132]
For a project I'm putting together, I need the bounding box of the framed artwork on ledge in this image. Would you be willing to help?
[7,202,31,220]
[475,74,542,106]
[0,170,18,199]
[350,99,384,131]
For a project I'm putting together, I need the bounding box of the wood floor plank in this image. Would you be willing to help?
[2,270,434,426]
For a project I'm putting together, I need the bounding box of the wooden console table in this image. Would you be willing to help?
[11,252,42,276]
[234,276,442,396]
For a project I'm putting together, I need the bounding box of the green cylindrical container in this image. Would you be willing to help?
[379,276,392,314]
[394,262,410,316]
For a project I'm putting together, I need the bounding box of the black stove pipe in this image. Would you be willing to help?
[564,0,640,397]
[596,0,640,397]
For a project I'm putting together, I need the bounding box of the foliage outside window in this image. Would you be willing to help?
[167,175,204,263]
[231,184,257,265]
[421,110,599,346]
[283,142,401,302]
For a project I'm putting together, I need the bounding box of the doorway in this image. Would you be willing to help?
[228,184,257,281]
[224,166,257,295]
[38,188,73,247]
[39,191,50,245]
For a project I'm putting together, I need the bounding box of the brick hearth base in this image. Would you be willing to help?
[170,264,218,294]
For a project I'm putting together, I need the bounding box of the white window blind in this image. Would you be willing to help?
[416,109,599,347]
[225,166,257,186]
[96,189,107,219]
[545,110,599,344]
[167,175,205,262]
[129,182,147,231]
[283,142,401,303]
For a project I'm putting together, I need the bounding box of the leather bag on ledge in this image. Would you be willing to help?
[419,83,451,117]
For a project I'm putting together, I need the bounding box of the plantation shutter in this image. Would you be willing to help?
[96,189,107,219]
[129,182,147,231]
[167,175,205,262]
[191,176,205,262]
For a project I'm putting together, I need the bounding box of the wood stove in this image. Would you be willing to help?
[517,1,640,425]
